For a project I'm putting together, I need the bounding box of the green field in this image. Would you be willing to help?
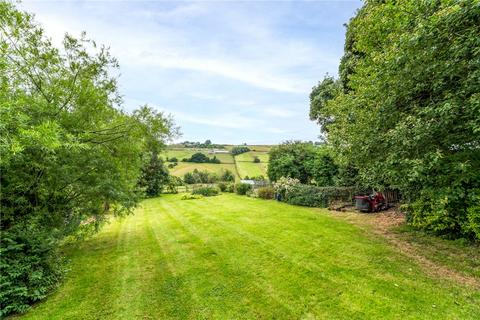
[18,194,480,319]
[165,146,271,180]
[169,162,239,179]
[234,151,269,178]
[235,161,268,179]
[165,149,235,164]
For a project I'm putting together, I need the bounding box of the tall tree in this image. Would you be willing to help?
[310,0,480,239]
[0,2,177,315]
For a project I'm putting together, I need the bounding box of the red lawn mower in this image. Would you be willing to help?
[354,192,388,213]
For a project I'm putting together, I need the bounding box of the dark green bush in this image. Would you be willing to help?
[0,225,64,316]
[406,188,480,240]
[283,184,362,208]
[257,186,274,199]
[218,182,227,192]
[235,183,252,195]
[191,186,219,197]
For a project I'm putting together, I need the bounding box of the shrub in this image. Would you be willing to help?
[218,182,227,192]
[253,156,260,163]
[0,225,64,316]
[257,186,274,199]
[281,183,362,208]
[235,183,252,195]
[407,188,480,239]
[191,186,219,197]
[170,157,178,163]
[181,194,203,200]
[221,170,235,182]
[225,183,235,193]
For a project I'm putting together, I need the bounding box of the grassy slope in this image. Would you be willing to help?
[234,151,269,178]
[19,194,479,320]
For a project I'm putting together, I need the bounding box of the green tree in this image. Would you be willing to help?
[137,153,169,197]
[267,141,317,183]
[0,3,177,315]
[310,0,480,239]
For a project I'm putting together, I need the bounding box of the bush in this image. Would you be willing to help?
[221,170,235,182]
[281,183,362,208]
[170,157,178,163]
[235,183,252,195]
[218,182,227,192]
[191,186,219,197]
[253,156,260,163]
[257,186,274,199]
[406,188,480,239]
[0,226,64,316]
[181,194,203,200]
[225,183,235,193]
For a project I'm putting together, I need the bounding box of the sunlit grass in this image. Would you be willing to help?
[19,194,480,319]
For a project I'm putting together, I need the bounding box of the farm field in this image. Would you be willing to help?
[165,149,235,164]
[165,146,271,180]
[168,162,239,179]
[235,161,268,179]
[17,194,480,320]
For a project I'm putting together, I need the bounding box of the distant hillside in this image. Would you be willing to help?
[164,145,273,180]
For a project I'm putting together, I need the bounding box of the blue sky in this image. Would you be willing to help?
[21,0,362,144]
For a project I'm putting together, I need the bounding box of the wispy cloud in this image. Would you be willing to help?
[20,0,361,144]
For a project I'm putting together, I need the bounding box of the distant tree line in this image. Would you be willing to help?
[181,139,225,149]
[231,146,250,155]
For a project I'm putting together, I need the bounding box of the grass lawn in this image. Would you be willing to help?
[18,194,479,319]
[168,162,239,179]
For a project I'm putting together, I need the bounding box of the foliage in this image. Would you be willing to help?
[0,225,64,317]
[309,0,480,239]
[257,186,275,200]
[282,184,361,208]
[268,142,338,186]
[181,194,203,200]
[268,142,316,183]
[0,2,176,315]
[253,156,260,163]
[273,177,300,201]
[191,186,219,197]
[221,169,235,182]
[181,140,224,149]
[231,146,250,155]
[182,152,221,163]
[225,183,235,193]
[169,157,178,163]
[183,169,233,184]
[217,182,227,192]
[234,183,252,195]
[164,176,183,194]
[137,153,169,197]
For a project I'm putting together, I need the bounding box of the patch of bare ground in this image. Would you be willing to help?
[329,207,480,289]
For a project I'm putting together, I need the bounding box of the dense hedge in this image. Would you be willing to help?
[191,186,219,197]
[0,225,64,316]
[283,184,366,208]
